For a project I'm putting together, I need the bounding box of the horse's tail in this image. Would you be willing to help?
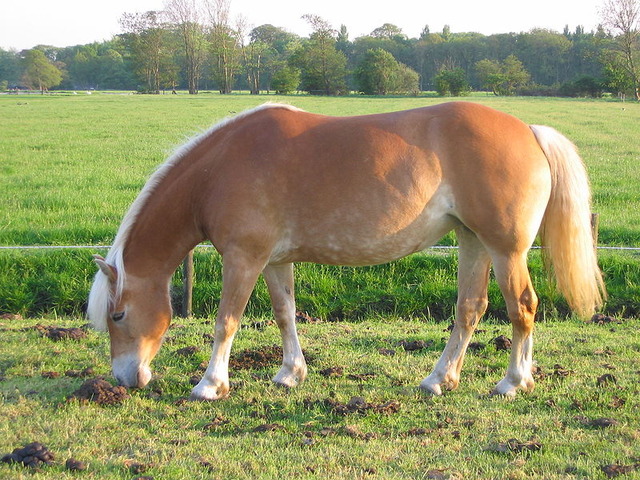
[530,125,606,317]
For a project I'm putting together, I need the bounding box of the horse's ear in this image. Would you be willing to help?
[93,254,118,283]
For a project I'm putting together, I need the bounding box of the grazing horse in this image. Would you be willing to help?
[88,102,605,400]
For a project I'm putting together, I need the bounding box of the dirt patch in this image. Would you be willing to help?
[324,396,401,415]
[65,458,87,471]
[590,314,621,325]
[203,415,231,430]
[229,345,313,370]
[68,378,130,405]
[347,372,376,381]
[124,459,153,474]
[175,346,199,356]
[343,424,377,440]
[597,373,617,386]
[576,416,619,428]
[229,345,283,370]
[467,342,486,352]
[296,311,321,323]
[32,325,87,341]
[601,463,639,478]
[65,367,95,378]
[486,438,542,454]
[1,442,55,469]
[492,335,512,351]
[319,366,344,378]
[553,364,573,377]
[399,340,432,351]
[253,423,285,433]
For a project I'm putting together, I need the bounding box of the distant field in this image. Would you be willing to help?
[0,93,639,317]
[1,93,639,246]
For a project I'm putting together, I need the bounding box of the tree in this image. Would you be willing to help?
[290,15,347,95]
[165,0,208,94]
[515,29,572,85]
[356,48,398,94]
[206,0,241,94]
[271,66,300,93]
[477,54,530,95]
[249,25,300,91]
[237,17,269,94]
[0,48,21,89]
[21,49,63,93]
[371,23,406,40]
[355,48,418,95]
[600,0,640,99]
[434,67,470,96]
[120,11,174,93]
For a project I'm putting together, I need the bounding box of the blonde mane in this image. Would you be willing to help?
[87,103,303,330]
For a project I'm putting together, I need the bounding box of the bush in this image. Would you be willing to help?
[434,68,470,96]
[271,67,301,94]
[559,76,604,98]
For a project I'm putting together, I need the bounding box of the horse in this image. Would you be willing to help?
[88,101,605,400]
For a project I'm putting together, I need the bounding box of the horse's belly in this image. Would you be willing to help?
[269,189,458,266]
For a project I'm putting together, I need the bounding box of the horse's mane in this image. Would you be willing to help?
[87,103,303,330]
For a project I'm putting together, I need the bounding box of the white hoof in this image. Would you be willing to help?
[272,364,307,388]
[190,380,229,401]
[491,376,534,397]
[419,379,443,396]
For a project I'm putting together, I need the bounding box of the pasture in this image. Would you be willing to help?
[0,93,639,478]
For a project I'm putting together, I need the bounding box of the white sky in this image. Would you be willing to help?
[0,0,605,51]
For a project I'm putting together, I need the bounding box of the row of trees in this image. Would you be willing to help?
[1,0,639,99]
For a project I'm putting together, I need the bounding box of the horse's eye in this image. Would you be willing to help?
[111,311,125,322]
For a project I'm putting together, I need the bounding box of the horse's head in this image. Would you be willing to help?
[88,255,171,388]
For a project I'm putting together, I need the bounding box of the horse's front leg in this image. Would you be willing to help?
[263,263,307,388]
[191,255,263,401]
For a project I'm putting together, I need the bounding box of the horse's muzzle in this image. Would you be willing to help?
[112,354,152,388]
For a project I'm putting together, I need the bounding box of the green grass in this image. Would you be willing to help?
[1,94,639,479]
[0,93,639,318]
[1,316,639,479]
[2,93,639,246]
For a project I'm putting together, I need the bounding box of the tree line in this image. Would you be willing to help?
[1,0,638,99]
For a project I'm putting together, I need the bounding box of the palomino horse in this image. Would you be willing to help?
[88,102,605,400]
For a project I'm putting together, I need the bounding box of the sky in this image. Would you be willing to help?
[0,0,605,51]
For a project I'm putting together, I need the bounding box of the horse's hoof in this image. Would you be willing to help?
[190,383,229,401]
[419,380,443,396]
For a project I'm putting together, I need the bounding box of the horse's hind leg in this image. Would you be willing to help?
[421,226,491,395]
[263,263,307,388]
[191,254,264,401]
[491,252,538,397]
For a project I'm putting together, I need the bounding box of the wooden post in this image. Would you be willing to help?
[181,250,194,318]
[591,213,599,246]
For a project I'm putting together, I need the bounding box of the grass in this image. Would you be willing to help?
[1,315,639,479]
[1,93,639,247]
[0,93,639,479]
[0,93,639,318]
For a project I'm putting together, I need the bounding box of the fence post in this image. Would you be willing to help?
[591,213,599,246]
[181,250,194,318]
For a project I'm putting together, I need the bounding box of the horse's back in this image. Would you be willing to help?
[200,103,551,264]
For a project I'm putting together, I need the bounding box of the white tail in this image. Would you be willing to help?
[531,125,606,317]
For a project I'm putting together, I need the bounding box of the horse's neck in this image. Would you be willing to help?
[123,182,204,278]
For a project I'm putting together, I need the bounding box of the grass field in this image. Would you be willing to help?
[0,93,639,477]
[1,93,639,247]
[1,315,639,479]
[1,92,639,318]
